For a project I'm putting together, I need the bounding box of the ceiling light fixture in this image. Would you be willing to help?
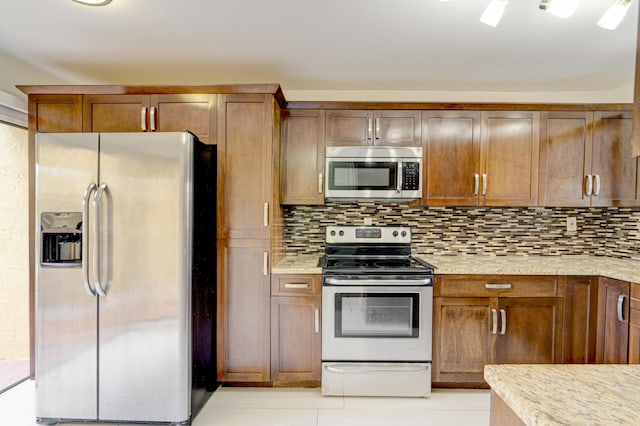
[539,0,579,18]
[480,0,508,27]
[71,0,112,5]
[597,0,632,30]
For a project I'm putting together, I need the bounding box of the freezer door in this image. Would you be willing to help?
[35,133,99,420]
[97,132,192,422]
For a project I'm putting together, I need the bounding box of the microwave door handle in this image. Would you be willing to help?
[397,162,403,193]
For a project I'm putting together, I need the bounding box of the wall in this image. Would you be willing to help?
[0,122,29,359]
[284,203,640,260]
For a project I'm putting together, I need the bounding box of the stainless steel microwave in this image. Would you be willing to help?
[325,146,422,201]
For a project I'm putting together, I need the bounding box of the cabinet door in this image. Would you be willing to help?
[538,112,592,207]
[280,110,325,205]
[422,111,481,206]
[217,239,271,382]
[432,297,493,384]
[325,110,372,146]
[83,94,149,132]
[629,284,640,364]
[596,277,630,364]
[151,94,217,144]
[217,94,273,239]
[481,111,540,206]
[562,276,598,363]
[495,297,563,364]
[373,110,421,146]
[271,295,321,384]
[591,111,638,207]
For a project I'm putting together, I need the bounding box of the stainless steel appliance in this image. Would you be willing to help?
[320,226,434,397]
[35,132,217,425]
[325,146,422,201]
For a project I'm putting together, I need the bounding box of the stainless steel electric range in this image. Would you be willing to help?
[320,226,434,397]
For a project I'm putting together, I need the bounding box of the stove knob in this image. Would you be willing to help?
[393,231,399,237]
[401,231,407,237]
[339,230,344,236]
[330,230,336,236]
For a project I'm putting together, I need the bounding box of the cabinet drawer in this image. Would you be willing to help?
[272,274,321,296]
[436,275,559,297]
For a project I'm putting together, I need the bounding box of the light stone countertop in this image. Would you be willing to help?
[272,254,640,283]
[484,364,640,426]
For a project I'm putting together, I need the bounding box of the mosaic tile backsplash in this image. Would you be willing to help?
[284,203,640,260]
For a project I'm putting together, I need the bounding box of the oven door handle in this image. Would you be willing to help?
[324,277,432,286]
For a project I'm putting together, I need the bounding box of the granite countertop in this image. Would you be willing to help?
[271,254,640,283]
[484,364,640,426]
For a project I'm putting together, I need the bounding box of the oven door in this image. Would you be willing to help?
[322,285,432,362]
[325,158,401,199]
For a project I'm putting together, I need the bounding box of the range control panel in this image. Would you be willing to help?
[326,226,411,244]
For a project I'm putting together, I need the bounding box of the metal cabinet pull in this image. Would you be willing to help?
[263,202,269,227]
[375,118,381,139]
[284,283,309,289]
[82,183,97,297]
[594,174,601,196]
[318,172,323,194]
[491,309,498,335]
[367,118,373,141]
[473,174,480,195]
[618,294,626,322]
[481,173,487,196]
[141,106,147,131]
[585,175,593,196]
[150,106,157,131]
[485,283,512,289]
[263,252,269,276]
[500,309,507,335]
[314,308,320,333]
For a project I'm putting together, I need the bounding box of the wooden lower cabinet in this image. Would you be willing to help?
[270,275,321,386]
[561,276,599,363]
[596,277,630,364]
[627,284,640,364]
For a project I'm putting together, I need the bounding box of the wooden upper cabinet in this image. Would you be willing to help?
[29,94,83,132]
[591,111,638,206]
[482,111,540,206]
[422,110,481,206]
[539,111,593,207]
[217,94,274,239]
[83,94,216,143]
[325,110,421,146]
[280,109,325,205]
[596,277,630,364]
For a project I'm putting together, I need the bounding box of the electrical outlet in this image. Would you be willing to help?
[566,217,577,233]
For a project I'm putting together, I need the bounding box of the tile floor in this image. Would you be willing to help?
[0,380,491,426]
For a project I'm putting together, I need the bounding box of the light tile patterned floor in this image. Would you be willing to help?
[0,380,490,426]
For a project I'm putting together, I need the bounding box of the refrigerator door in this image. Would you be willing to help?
[35,133,99,420]
[97,133,192,422]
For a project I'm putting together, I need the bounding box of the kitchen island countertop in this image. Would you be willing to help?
[272,254,640,283]
[484,364,640,426]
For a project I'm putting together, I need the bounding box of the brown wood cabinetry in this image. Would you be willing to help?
[325,110,421,146]
[83,94,217,143]
[270,275,321,385]
[540,111,638,206]
[629,284,640,364]
[433,275,562,386]
[596,277,630,364]
[561,276,598,363]
[422,111,539,206]
[280,110,325,205]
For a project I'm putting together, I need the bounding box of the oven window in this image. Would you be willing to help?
[328,161,398,190]
[335,293,419,338]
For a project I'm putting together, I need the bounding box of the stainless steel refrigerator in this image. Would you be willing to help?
[35,131,217,425]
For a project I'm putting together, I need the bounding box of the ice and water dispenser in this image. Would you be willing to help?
[41,212,82,266]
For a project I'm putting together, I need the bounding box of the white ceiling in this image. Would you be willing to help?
[0,0,638,102]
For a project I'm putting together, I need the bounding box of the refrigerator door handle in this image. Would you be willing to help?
[82,183,98,296]
[92,183,109,297]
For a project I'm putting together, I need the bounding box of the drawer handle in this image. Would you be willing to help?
[485,283,512,289]
[284,283,309,289]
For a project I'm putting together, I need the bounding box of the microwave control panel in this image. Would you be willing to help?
[402,162,420,190]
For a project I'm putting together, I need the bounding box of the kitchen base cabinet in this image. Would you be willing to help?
[628,284,640,364]
[596,277,630,364]
[270,275,321,386]
[561,276,598,363]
